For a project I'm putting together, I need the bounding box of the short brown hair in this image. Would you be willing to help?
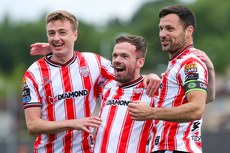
[159,5,196,34]
[46,10,78,31]
[115,34,147,59]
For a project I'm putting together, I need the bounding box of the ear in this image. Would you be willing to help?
[137,58,145,68]
[73,30,78,41]
[185,25,194,37]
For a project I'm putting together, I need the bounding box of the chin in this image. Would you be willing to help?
[162,47,171,52]
[162,49,169,53]
[115,77,124,83]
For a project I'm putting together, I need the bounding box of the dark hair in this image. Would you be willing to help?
[159,5,196,34]
[46,10,79,31]
[115,34,147,58]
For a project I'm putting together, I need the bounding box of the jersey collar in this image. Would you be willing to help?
[44,52,76,67]
[119,76,143,89]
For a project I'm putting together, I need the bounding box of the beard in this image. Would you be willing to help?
[115,69,136,83]
[161,31,187,53]
[162,38,186,54]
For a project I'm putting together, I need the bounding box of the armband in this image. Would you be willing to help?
[184,80,207,95]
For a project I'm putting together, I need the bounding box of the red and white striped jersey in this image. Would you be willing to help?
[94,76,155,153]
[149,47,208,153]
[21,51,114,153]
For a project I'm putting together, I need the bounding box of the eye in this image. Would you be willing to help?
[166,27,174,32]
[159,26,175,32]
[159,26,163,31]
[48,31,55,36]
[59,31,67,36]
[112,54,117,58]
[121,54,129,59]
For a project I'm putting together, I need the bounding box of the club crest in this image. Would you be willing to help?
[79,66,90,77]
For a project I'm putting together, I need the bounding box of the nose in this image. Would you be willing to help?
[113,58,119,65]
[159,30,167,38]
[112,56,122,66]
[53,33,61,41]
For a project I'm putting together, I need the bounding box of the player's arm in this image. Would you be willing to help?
[24,107,102,135]
[154,90,206,122]
[206,66,215,103]
[143,73,161,97]
[128,90,206,122]
[191,49,215,103]
[30,43,51,56]
[128,60,208,122]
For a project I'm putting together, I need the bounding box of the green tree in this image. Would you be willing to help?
[192,0,230,74]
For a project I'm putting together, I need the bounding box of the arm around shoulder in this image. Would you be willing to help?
[206,64,215,103]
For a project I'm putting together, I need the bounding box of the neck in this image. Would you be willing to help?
[51,51,74,64]
[169,44,194,60]
[117,75,142,86]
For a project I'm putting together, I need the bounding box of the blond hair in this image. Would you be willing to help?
[46,10,79,31]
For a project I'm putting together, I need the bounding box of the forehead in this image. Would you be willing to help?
[113,42,136,54]
[47,19,72,30]
[159,14,181,26]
